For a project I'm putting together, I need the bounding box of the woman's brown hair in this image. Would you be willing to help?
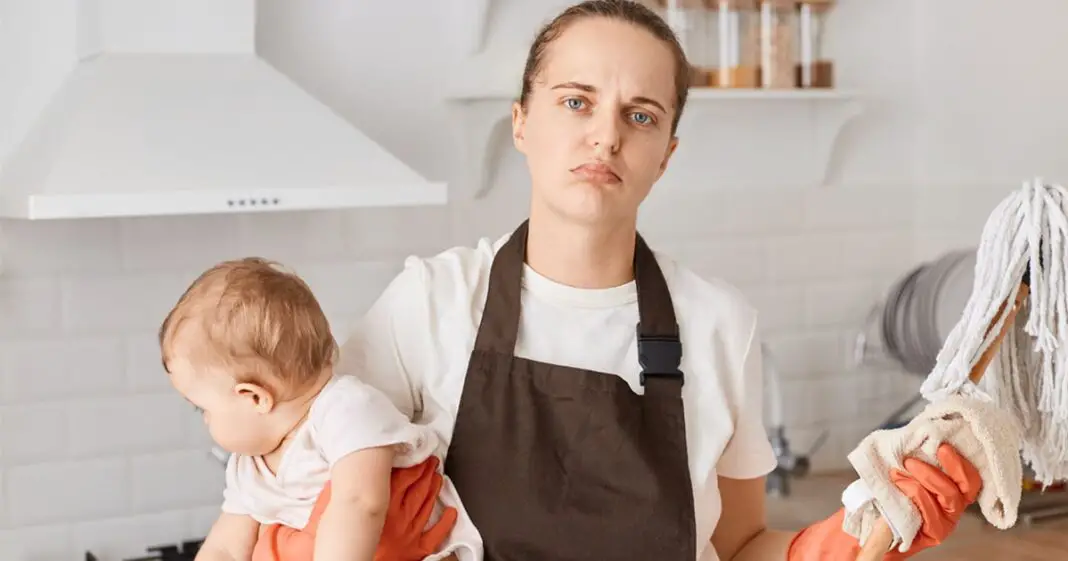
[518,0,691,134]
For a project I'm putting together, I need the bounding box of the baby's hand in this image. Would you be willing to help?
[195,513,260,561]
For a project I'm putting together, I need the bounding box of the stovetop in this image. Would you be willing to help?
[85,539,204,561]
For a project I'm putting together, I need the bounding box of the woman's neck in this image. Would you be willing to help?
[525,205,637,289]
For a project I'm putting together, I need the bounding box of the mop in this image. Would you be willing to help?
[848,178,1068,560]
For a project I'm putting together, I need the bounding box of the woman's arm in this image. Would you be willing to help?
[712,318,788,560]
[711,475,796,561]
[715,445,985,561]
[337,256,482,560]
[336,261,432,418]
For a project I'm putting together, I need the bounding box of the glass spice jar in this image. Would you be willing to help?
[659,0,717,87]
[796,0,834,88]
[758,0,798,89]
[712,0,760,88]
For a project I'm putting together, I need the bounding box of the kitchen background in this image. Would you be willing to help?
[2,0,1068,559]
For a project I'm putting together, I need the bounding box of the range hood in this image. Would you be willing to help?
[0,0,447,220]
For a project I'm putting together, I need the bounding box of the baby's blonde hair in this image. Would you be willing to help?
[159,257,337,400]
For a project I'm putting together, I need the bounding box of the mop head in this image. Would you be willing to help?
[921,178,1068,484]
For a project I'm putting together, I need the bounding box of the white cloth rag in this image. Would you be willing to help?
[842,394,1024,552]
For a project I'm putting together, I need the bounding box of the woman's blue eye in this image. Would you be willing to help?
[631,112,652,125]
[565,98,585,110]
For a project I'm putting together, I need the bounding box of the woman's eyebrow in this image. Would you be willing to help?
[550,81,667,114]
[551,81,596,92]
[630,95,667,114]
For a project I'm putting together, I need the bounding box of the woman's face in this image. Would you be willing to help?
[513,16,679,227]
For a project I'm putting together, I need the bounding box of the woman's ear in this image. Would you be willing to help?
[234,382,275,414]
[512,101,527,152]
[657,136,680,179]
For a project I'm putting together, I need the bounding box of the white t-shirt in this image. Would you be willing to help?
[337,232,779,561]
[220,374,440,529]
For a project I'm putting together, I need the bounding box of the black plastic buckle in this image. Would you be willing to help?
[637,324,683,386]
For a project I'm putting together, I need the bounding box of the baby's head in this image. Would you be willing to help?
[159,257,337,456]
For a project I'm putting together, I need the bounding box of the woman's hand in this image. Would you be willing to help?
[786,443,981,560]
[374,456,459,561]
[882,443,982,558]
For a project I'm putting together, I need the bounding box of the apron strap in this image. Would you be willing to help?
[634,234,684,393]
[472,221,528,355]
[473,221,684,394]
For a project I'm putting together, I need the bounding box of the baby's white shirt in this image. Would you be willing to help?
[220,374,439,529]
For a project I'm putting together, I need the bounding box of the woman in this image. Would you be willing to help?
[340,1,981,559]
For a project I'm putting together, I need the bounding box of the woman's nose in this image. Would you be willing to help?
[587,110,621,153]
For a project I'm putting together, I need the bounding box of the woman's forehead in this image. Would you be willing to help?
[538,17,676,105]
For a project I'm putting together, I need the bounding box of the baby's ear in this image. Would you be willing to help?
[235,382,275,413]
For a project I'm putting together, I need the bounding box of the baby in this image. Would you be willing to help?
[159,257,458,561]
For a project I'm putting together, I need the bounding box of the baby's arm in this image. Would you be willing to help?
[314,445,396,561]
[195,512,260,561]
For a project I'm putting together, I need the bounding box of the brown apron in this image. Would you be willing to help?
[444,220,697,560]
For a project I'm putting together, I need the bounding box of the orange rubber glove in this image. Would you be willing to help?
[251,456,458,561]
[786,443,983,561]
[375,456,459,561]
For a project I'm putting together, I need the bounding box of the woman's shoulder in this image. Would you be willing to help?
[396,234,507,295]
[654,250,758,329]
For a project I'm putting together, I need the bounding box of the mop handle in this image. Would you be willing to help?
[854,282,1030,561]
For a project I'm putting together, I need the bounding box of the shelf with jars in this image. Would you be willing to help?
[443,0,862,198]
[650,0,839,91]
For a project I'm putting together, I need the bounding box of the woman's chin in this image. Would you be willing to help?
[548,186,637,225]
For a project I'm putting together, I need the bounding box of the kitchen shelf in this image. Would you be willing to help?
[687,88,859,101]
[444,72,864,197]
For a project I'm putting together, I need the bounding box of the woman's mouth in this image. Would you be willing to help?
[571,162,622,185]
